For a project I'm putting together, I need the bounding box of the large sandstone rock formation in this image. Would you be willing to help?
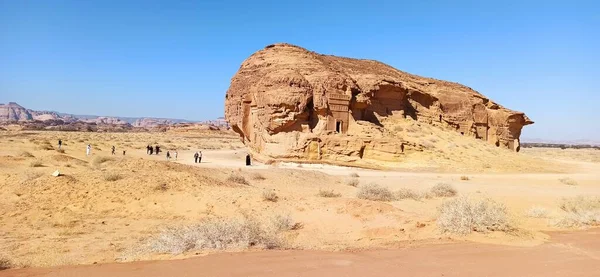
[225,44,533,164]
[225,44,533,162]
[0,102,33,122]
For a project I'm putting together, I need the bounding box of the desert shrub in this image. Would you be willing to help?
[0,257,12,270]
[227,173,249,185]
[357,183,393,202]
[559,178,578,186]
[251,173,266,180]
[18,151,34,158]
[37,143,54,150]
[395,188,423,200]
[271,214,302,231]
[430,183,457,197]
[103,173,123,182]
[554,196,600,227]
[349,172,360,178]
[421,140,435,149]
[262,190,278,202]
[460,176,470,181]
[525,206,549,218]
[29,160,43,167]
[346,178,359,187]
[93,156,114,166]
[559,196,600,213]
[56,149,65,154]
[148,217,280,254]
[553,212,600,228]
[437,196,511,235]
[155,183,169,191]
[317,189,341,198]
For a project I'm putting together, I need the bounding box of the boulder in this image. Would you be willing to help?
[225,44,533,165]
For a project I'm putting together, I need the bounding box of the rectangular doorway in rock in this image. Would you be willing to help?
[336,120,343,133]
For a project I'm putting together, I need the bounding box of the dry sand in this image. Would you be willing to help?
[3,230,599,277]
[0,130,599,275]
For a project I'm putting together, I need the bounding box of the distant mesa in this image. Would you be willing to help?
[225,43,534,165]
[0,102,229,131]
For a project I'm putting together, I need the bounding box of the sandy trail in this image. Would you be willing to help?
[3,229,599,277]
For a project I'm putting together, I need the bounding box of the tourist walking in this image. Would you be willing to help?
[146,145,151,155]
[149,145,154,155]
[111,146,116,155]
[194,152,199,163]
[246,154,251,166]
[174,151,178,160]
[123,150,126,155]
[166,151,171,160]
[58,139,62,149]
[155,145,160,155]
[198,151,203,163]
[86,144,92,156]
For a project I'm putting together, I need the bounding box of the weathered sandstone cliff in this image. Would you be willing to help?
[225,43,533,164]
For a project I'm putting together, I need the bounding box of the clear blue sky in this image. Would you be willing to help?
[1,0,598,140]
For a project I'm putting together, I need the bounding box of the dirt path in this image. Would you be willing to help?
[3,229,599,277]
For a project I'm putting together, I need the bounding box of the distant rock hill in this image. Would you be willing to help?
[0,102,33,122]
[0,102,229,131]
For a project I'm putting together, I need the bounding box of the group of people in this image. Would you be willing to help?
[146,145,161,155]
[166,150,178,160]
[194,151,203,163]
[58,139,252,166]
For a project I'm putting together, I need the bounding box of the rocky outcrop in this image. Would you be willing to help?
[132,118,173,128]
[0,102,33,122]
[86,117,130,126]
[225,43,533,164]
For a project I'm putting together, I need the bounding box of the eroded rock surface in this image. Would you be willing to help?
[0,102,33,122]
[225,44,533,164]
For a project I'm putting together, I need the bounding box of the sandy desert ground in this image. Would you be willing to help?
[0,128,599,274]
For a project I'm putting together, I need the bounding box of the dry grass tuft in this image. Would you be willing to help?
[155,183,169,192]
[56,149,65,154]
[18,151,34,158]
[37,143,54,151]
[357,183,393,202]
[272,214,303,231]
[317,189,341,198]
[349,172,360,178]
[525,206,550,218]
[346,178,360,187]
[430,183,457,197]
[227,173,249,185]
[395,188,423,200]
[554,196,600,227]
[251,173,266,181]
[437,196,512,235]
[460,176,470,181]
[0,257,13,271]
[29,160,43,167]
[103,173,123,182]
[262,190,279,202]
[93,156,114,166]
[559,196,600,213]
[559,178,578,186]
[147,217,281,255]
